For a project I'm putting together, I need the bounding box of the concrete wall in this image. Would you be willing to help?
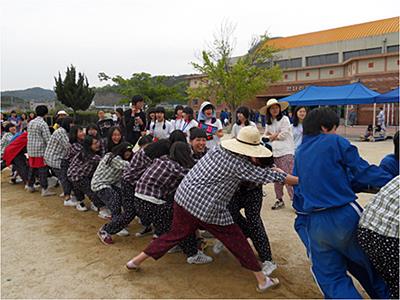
[387,56,399,71]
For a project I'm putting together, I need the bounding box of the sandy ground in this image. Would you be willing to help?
[1,139,393,299]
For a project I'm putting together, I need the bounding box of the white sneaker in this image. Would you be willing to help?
[212,240,225,254]
[262,261,277,276]
[34,183,41,190]
[187,250,213,264]
[26,185,35,193]
[98,209,112,219]
[116,228,129,237]
[41,189,56,197]
[76,202,88,212]
[15,176,23,183]
[47,176,58,188]
[64,198,78,206]
[90,202,99,212]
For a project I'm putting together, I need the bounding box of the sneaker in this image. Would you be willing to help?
[15,176,23,183]
[116,228,129,237]
[256,277,279,293]
[212,240,225,254]
[186,250,213,265]
[76,202,88,212]
[34,183,41,189]
[90,202,99,212]
[26,185,35,193]
[64,198,78,206]
[98,209,112,220]
[135,225,153,237]
[41,189,56,197]
[271,199,285,210]
[262,261,277,276]
[126,259,140,271]
[59,192,65,197]
[97,229,113,245]
[168,245,183,254]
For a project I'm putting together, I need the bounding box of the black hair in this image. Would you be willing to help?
[131,95,144,105]
[292,106,308,127]
[266,105,283,125]
[78,135,98,160]
[235,106,250,126]
[189,127,207,141]
[35,105,48,117]
[394,131,399,160]
[69,125,84,143]
[256,156,275,168]
[174,105,184,119]
[144,139,171,160]
[10,110,16,114]
[4,123,16,132]
[21,113,27,120]
[58,116,74,133]
[170,141,195,169]
[106,142,132,165]
[201,103,216,123]
[183,106,194,121]
[116,108,124,116]
[303,107,340,135]
[138,134,154,147]
[153,106,166,130]
[169,130,187,144]
[107,126,124,152]
[86,123,101,139]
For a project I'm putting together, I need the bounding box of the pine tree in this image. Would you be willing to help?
[54,65,95,115]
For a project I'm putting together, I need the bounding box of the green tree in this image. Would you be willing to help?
[188,23,282,119]
[54,65,95,115]
[98,72,187,105]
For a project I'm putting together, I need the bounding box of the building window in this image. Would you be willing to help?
[306,53,339,66]
[343,47,382,61]
[387,45,399,53]
[305,72,310,77]
[329,70,334,75]
[368,62,374,68]
[275,57,302,69]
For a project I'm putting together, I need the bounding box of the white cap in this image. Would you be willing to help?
[57,110,68,116]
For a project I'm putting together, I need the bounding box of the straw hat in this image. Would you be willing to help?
[259,98,289,115]
[57,110,68,116]
[221,126,272,158]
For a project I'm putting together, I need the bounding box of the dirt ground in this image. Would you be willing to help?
[1,139,393,299]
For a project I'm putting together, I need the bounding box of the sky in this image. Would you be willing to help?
[1,0,398,90]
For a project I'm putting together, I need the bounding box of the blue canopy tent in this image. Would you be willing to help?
[279,82,380,106]
[374,87,399,104]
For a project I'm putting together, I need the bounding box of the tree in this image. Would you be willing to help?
[187,23,282,119]
[54,65,95,115]
[98,72,187,105]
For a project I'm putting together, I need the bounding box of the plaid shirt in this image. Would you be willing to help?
[66,142,83,162]
[27,116,51,157]
[135,155,188,202]
[359,176,399,238]
[67,151,101,182]
[91,153,130,192]
[44,127,70,169]
[122,149,152,187]
[175,146,287,225]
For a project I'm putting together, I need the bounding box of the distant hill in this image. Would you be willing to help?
[1,87,56,101]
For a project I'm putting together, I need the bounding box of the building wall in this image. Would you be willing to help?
[387,55,400,71]
[358,57,385,73]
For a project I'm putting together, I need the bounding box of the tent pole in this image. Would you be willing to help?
[372,103,376,138]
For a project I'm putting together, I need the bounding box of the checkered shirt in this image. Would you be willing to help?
[122,149,152,187]
[27,116,51,157]
[359,176,399,238]
[135,155,189,201]
[91,153,130,192]
[66,142,83,162]
[67,151,101,182]
[175,145,287,225]
[44,127,70,169]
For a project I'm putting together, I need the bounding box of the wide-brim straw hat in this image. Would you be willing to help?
[259,98,289,115]
[221,126,272,158]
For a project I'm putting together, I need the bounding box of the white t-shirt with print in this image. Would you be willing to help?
[200,118,223,149]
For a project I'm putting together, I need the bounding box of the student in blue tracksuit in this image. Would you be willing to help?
[292,107,392,299]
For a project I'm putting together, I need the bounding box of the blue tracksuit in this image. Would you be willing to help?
[379,153,399,178]
[293,133,391,299]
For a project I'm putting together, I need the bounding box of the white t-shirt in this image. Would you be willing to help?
[179,119,199,136]
[264,116,295,157]
[171,118,185,131]
[150,120,173,140]
[199,118,223,149]
[231,121,256,139]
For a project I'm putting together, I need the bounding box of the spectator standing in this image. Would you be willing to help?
[124,95,146,145]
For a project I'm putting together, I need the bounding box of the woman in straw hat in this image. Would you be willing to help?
[125,126,298,293]
[263,99,295,210]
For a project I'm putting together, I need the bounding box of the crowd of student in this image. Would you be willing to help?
[1,95,398,297]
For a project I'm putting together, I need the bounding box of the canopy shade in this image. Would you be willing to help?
[279,83,380,106]
[374,87,399,104]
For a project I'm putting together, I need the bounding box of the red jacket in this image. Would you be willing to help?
[3,132,27,166]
